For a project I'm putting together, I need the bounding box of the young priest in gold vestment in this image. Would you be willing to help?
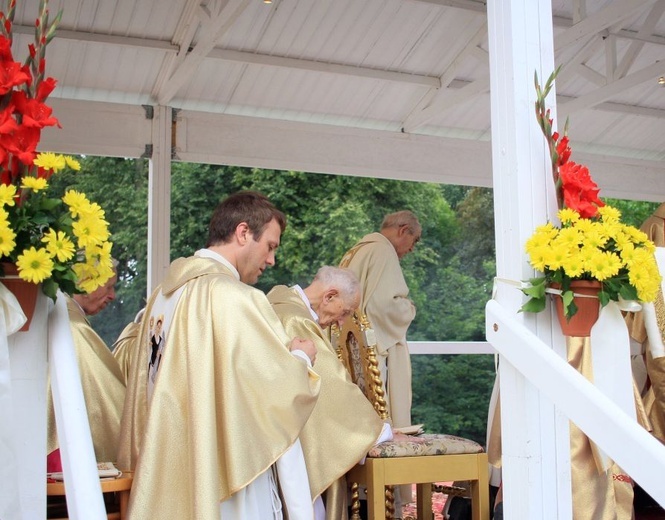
[117,191,321,519]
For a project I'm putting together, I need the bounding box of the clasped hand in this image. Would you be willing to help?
[289,337,317,365]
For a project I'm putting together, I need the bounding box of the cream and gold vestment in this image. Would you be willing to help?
[47,297,126,462]
[625,202,665,442]
[340,232,416,429]
[117,255,320,520]
[268,285,385,519]
[112,319,140,385]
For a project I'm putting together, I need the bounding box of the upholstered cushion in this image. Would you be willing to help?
[368,434,484,458]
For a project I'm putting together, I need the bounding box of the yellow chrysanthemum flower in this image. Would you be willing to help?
[619,242,637,265]
[64,156,81,171]
[20,176,48,192]
[582,223,608,250]
[527,246,549,272]
[0,184,16,207]
[41,229,76,263]
[558,208,580,225]
[554,227,580,248]
[597,205,621,222]
[63,190,90,218]
[0,223,16,256]
[16,247,54,283]
[574,218,594,234]
[544,242,570,271]
[560,255,585,278]
[585,250,621,281]
[34,152,66,172]
[73,215,111,248]
[79,201,106,220]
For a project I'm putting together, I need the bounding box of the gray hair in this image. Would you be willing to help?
[381,210,421,235]
[312,266,359,304]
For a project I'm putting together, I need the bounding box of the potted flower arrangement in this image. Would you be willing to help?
[0,0,113,321]
[520,69,661,330]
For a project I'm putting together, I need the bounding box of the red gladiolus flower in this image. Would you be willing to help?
[556,135,571,166]
[0,41,31,96]
[11,91,60,129]
[36,77,57,101]
[559,161,604,218]
[3,125,41,165]
[0,106,18,135]
[0,35,13,61]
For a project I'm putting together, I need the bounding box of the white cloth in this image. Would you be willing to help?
[584,301,637,471]
[0,284,27,520]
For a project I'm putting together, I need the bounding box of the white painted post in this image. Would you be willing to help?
[7,292,49,519]
[148,105,173,295]
[487,0,572,518]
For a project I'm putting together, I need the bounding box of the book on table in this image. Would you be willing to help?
[47,461,122,481]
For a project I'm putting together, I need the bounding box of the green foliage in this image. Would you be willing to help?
[411,355,496,444]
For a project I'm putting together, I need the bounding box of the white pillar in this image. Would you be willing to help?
[8,292,49,519]
[487,0,572,518]
[148,105,173,294]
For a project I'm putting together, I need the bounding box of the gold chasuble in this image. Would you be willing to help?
[112,320,140,385]
[268,285,385,519]
[47,298,126,462]
[567,337,634,520]
[117,256,320,520]
[625,202,665,442]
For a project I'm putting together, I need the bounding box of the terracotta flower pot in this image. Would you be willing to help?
[551,280,602,337]
[1,263,39,332]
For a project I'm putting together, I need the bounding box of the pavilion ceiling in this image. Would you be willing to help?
[9,0,665,199]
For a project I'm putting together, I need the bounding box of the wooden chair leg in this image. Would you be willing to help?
[385,485,395,518]
[366,482,386,519]
[469,479,490,520]
[119,489,130,520]
[416,483,433,520]
[350,482,362,520]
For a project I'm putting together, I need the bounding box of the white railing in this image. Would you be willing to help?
[485,299,665,509]
[409,341,495,355]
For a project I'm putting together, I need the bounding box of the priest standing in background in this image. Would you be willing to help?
[339,211,420,429]
[339,210,420,514]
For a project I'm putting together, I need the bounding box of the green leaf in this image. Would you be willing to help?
[520,297,547,314]
[41,279,58,302]
[619,284,638,301]
[521,283,545,298]
[598,290,610,307]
